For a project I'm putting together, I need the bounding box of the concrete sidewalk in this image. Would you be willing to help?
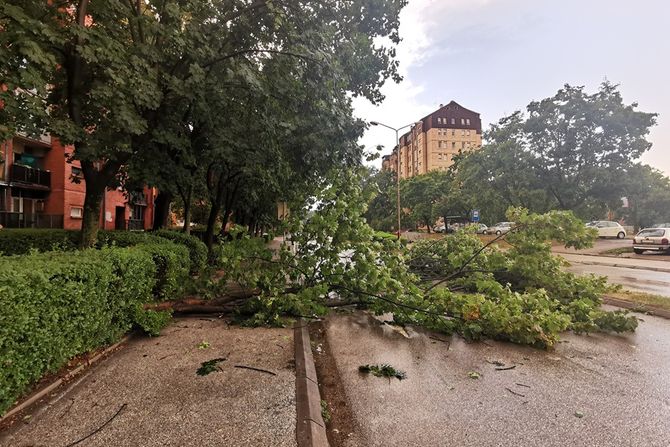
[0,319,297,447]
[319,311,670,447]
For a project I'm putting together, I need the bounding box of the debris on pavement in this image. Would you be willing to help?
[64,403,127,447]
[234,365,277,376]
[358,364,407,381]
[495,365,517,371]
[505,387,525,397]
[197,341,210,350]
[467,371,481,379]
[196,358,226,376]
[574,411,585,418]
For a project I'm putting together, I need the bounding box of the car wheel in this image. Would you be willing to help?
[482,230,487,235]
[496,230,501,235]
[633,249,644,255]
[617,231,625,239]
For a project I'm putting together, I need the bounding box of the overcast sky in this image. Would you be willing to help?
[355,0,670,175]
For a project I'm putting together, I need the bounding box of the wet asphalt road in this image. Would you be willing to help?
[560,253,670,297]
[321,311,670,447]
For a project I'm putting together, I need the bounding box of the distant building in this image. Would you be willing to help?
[382,101,482,179]
[0,134,155,230]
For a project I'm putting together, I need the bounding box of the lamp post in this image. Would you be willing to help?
[370,121,414,240]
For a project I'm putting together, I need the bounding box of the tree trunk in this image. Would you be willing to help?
[81,182,105,248]
[205,196,222,249]
[153,190,173,230]
[182,185,193,235]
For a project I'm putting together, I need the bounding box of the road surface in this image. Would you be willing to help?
[317,311,670,447]
[560,253,670,297]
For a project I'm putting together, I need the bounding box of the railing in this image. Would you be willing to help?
[127,219,145,231]
[10,164,51,188]
[0,212,64,229]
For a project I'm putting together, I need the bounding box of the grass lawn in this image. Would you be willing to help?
[607,290,670,313]
[600,247,634,256]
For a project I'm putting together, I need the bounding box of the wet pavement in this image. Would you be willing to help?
[320,311,670,447]
[0,319,296,447]
[561,253,670,297]
[552,238,670,262]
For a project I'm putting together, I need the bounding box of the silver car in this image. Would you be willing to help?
[633,228,670,254]
[484,222,515,235]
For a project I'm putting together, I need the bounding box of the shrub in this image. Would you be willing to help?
[153,230,208,274]
[0,241,186,415]
[0,229,79,255]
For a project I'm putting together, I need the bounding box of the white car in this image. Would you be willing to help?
[585,221,626,239]
[633,228,670,254]
[484,222,515,235]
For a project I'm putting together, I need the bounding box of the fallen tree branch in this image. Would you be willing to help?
[504,387,525,398]
[65,403,127,447]
[234,365,277,376]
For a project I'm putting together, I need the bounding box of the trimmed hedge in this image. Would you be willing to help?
[153,230,207,274]
[0,240,189,415]
[0,229,80,255]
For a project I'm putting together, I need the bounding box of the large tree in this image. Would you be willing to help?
[1,0,407,246]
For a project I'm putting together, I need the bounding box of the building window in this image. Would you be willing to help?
[462,130,466,136]
[462,142,466,149]
[466,118,471,125]
[450,118,455,125]
[437,117,442,124]
[467,130,471,136]
[71,166,83,180]
[452,129,455,136]
[70,207,83,219]
[452,142,456,149]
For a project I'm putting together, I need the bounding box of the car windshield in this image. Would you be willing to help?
[637,229,666,237]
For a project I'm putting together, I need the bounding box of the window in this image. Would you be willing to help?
[70,207,83,219]
[466,118,471,125]
[452,142,456,149]
[467,130,471,136]
[437,117,442,124]
[461,118,465,125]
[450,118,455,125]
[451,129,455,136]
[462,130,466,136]
[71,166,83,179]
[462,142,466,149]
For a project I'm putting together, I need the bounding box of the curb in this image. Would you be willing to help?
[0,335,131,424]
[603,296,670,320]
[294,319,329,447]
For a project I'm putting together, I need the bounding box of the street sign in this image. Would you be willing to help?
[472,209,480,222]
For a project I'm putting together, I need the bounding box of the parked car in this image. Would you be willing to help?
[585,221,626,239]
[484,222,515,235]
[433,225,446,233]
[633,228,670,254]
[652,222,670,229]
[474,223,488,234]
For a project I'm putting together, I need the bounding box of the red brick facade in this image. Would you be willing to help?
[0,134,155,230]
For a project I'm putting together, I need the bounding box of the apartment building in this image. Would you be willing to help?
[0,133,155,230]
[381,101,482,179]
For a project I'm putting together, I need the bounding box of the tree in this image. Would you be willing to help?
[363,168,397,231]
[400,170,448,231]
[616,164,670,229]
[1,0,407,246]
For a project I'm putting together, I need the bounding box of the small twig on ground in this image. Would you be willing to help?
[59,398,76,419]
[495,365,517,371]
[505,387,525,398]
[486,360,505,366]
[234,365,277,376]
[64,403,127,447]
[159,354,176,360]
[516,383,531,388]
[429,335,451,348]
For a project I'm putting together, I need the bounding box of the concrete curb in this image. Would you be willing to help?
[603,296,670,320]
[294,320,329,447]
[0,335,131,424]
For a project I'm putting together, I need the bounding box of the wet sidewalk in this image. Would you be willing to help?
[319,311,670,447]
[0,319,296,447]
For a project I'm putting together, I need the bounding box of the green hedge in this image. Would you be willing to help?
[153,230,208,274]
[0,241,189,415]
[0,229,80,255]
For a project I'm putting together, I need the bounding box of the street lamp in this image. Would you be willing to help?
[370,120,414,240]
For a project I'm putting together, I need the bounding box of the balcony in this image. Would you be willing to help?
[10,164,51,190]
[0,212,63,229]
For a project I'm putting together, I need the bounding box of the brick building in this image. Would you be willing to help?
[0,134,155,230]
[382,101,482,179]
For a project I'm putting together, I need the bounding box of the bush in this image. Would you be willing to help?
[153,230,208,274]
[0,229,79,255]
[0,241,188,415]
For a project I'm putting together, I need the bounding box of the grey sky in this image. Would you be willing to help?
[356,0,669,175]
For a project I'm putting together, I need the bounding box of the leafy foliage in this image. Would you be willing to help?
[215,170,637,350]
